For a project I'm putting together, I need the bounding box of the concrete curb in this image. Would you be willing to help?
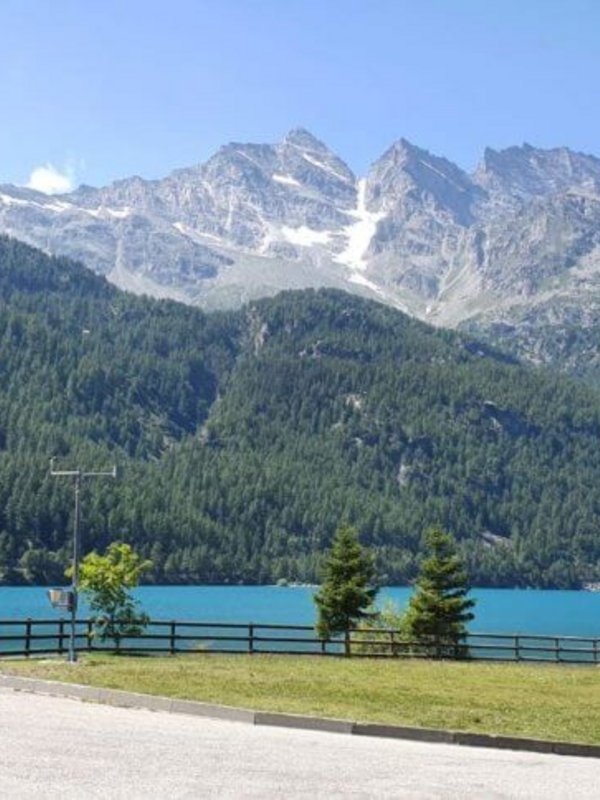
[255,711,355,734]
[2,673,599,759]
[354,722,455,744]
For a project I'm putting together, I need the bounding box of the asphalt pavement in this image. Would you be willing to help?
[1,687,598,798]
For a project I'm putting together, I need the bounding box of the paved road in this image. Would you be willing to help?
[1,688,599,798]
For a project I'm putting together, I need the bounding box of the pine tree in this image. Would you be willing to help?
[314,523,378,639]
[405,527,475,658]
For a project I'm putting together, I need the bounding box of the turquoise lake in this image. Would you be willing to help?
[1,586,600,637]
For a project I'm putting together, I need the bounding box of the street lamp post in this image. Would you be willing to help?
[50,459,117,663]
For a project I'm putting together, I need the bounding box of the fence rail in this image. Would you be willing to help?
[1,618,599,663]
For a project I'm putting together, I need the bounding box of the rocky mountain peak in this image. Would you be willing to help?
[379,136,422,161]
[474,143,600,200]
[281,127,331,153]
[201,141,274,175]
[367,138,480,225]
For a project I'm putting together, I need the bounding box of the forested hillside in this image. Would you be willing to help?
[1,236,600,588]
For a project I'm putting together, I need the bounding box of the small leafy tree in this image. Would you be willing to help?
[314,523,378,640]
[405,527,475,658]
[70,542,151,647]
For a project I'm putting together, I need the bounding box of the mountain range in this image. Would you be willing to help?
[3,129,600,378]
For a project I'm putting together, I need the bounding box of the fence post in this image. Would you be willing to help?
[115,631,121,654]
[58,618,65,655]
[595,639,599,665]
[515,635,520,662]
[344,630,351,657]
[87,620,93,652]
[25,618,32,658]
[248,623,254,655]
[555,637,560,663]
[321,636,327,655]
[389,630,395,657]
[170,621,177,655]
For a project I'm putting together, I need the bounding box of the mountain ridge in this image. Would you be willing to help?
[2,130,600,379]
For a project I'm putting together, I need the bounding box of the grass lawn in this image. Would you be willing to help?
[3,654,600,745]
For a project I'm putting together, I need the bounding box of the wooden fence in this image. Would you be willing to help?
[1,618,600,663]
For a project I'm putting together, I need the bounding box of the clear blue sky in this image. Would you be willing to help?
[1,0,599,191]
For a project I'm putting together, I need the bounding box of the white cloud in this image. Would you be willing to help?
[26,163,74,195]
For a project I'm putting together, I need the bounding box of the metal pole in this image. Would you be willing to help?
[69,471,81,664]
[50,459,117,664]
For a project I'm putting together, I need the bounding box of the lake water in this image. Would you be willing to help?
[1,585,600,637]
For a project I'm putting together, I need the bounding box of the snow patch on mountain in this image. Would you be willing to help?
[417,158,469,192]
[0,193,132,221]
[0,193,73,214]
[348,272,383,292]
[272,173,302,187]
[280,225,333,247]
[297,151,353,184]
[334,179,386,271]
[85,206,132,220]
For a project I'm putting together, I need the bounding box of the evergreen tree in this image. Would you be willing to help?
[405,527,475,658]
[314,523,378,639]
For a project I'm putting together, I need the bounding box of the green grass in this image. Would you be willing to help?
[3,654,600,745]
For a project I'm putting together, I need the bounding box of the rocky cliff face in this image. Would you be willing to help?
[2,129,600,374]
